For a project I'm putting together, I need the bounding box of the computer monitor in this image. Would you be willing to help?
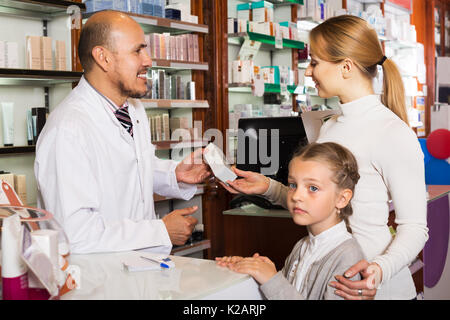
[236,116,308,186]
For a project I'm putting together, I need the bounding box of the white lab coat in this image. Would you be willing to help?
[34,77,196,254]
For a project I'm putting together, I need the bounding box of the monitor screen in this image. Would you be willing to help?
[236,116,308,186]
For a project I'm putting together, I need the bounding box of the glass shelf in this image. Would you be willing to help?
[228,32,305,50]
[228,83,298,94]
[82,11,209,34]
[151,59,208,71]
[141,99,209,109]
[0,68,83,86]
[0,0,85,19]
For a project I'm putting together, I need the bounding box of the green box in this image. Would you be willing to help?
[251,1,273,9]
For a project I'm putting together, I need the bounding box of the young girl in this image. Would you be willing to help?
[220,15,428,300]
[217,142,365,300]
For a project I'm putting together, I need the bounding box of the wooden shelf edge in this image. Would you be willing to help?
[171,239,211,256]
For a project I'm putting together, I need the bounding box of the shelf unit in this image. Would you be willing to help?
[151,58,208,70]
[82,10,209,34]
[226,0,303,160]
[141,98,209,109]
[0,0,85,18]
[228,32,305,49]
[0,145,35,155]
[228,82,298,93]
[0,0,84,206]
[0,68,83,86]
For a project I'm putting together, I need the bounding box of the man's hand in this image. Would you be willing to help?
[175,148,212,184]
[162,206,198,245]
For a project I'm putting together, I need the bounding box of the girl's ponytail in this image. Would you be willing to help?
[381,58,409,125]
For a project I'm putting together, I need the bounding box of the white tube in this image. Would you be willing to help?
[1,102,14,146]
[26,109,33,145]
[1,214,29,299]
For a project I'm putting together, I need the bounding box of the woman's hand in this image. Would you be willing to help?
[217,167,270,195]
[329,260,381,300]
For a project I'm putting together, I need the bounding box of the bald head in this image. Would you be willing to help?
[78,10,139,73]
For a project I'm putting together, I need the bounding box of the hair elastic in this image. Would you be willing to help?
[377,56,387,66]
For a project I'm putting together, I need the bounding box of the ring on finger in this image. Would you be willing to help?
[358,289,363,296]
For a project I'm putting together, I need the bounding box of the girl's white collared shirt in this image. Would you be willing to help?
[291,221,352,291]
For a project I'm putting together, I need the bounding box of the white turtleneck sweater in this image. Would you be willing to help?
[263,95,428,299]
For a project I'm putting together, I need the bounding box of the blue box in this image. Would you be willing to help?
[165,8,181,20]
[84,0,114,13]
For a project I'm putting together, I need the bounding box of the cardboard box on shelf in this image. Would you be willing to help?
[40,36,53,70]
[26,36,41,70]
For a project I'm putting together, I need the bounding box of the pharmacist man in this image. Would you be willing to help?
[34,10,211,254]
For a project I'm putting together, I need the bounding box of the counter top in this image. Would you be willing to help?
[224,185,450,218]
[223,204,290,218]
[62,251,263,300]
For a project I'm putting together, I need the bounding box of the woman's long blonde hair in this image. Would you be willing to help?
[309,15,409,125]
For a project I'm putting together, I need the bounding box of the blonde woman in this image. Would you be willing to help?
[221,15,428,300]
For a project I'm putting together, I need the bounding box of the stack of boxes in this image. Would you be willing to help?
[149,114,191,142]
[145,33,199,62]
[83,0,200,23]
[25,36,67,71]
[0,172,27,205]
[0,41,19,68]
[230,60,295,87]
[228,1,300,41]
[146,69,195,100]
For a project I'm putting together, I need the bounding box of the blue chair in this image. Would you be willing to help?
[418,138,450,185]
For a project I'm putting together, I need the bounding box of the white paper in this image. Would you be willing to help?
[203,143,237,183]
[122,252,174,272]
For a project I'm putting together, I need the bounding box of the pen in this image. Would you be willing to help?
[140,256,170,269]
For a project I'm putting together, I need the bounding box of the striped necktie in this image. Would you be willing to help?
[115,105,133,137]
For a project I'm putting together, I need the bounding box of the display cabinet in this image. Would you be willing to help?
[0,0,84,205]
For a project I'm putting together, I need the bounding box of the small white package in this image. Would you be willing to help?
[203,143,237,183]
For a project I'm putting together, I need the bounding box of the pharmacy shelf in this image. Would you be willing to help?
[0,145,35,155]
[151,59,209,71]
[0,68,83,86]
[152,139,209,150]
[82,11,208,34]
[228,83,298,94]
[171,239,211,256]
[0,0,85,19]
[297,16,323,31]
[154,184,205,203]
[383,39,418,49]
[228,32,305,50]
[141,99,209,109]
